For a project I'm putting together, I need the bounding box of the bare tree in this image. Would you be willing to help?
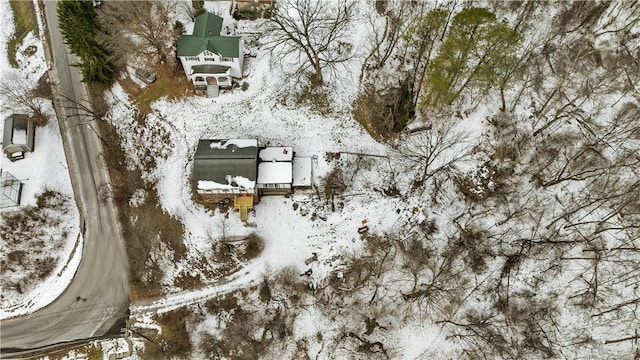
[399,119,470,188]
[266,0,355,85]
[0,71,48,125]
[360,1,414,80]
[97,1,177,67]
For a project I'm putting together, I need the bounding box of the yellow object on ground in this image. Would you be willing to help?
[234,194,253,221]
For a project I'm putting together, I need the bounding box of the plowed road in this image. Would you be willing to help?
[1,1,129,356]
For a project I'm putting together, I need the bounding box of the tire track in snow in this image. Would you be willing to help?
[129,259,266,316]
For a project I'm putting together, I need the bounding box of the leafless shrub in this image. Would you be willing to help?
[440,309,515,359]
[243,233,265,260]
[0,70,49,126]
[0,191,71,297]
[259,279,271,303]
[456,161,505,202]
[205,293,239,313]
[323,168,347,201]
[172,271,204,290]
[448,224,492,274]
[272,266,309,305]
[552,1,611,35]
[144,308,193,359]
[292,81,333,115]
[493,290,558,358]
[199,312,263,360]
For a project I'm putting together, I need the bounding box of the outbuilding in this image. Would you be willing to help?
[3,114,35,161]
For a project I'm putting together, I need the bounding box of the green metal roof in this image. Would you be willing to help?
[177,12,241,57]
[193,12,223,37]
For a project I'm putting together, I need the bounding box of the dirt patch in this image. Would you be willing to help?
[352,82,414,142]
[92,93,186,300]
[143,308,195,359]
[122,64,192,114]
[33,73,53,99]
[7,0,37,68]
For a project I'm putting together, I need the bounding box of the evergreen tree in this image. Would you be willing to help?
[58,0,114,84]
[420,7,521,108]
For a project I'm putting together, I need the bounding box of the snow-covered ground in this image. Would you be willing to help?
[106,1,490,358]
[51,0,640,358]
[0,0,82,319]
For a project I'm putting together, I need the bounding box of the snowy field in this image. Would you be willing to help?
[0,0,82,318]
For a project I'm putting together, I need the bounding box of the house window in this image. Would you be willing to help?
[204,57,215,62]
[184,56,199,61]
[221,57,233,62]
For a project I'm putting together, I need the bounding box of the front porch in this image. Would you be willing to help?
[190,64,233,90]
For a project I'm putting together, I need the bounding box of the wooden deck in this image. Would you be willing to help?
[234,194,254,221]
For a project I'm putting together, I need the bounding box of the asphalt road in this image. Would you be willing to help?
[0,1,129,354]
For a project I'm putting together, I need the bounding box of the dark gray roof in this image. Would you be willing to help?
[194,140,258,159]
[191,64,230,75]
[3,114,34,154]
[192,139,258,189]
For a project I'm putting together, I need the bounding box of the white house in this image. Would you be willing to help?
[177,12,244,91]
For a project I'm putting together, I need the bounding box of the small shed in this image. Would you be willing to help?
[3,114,35,161]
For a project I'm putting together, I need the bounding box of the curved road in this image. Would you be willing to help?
[1,1,129,355]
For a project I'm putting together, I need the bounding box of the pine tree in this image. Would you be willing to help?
[420,8,521,108]
[58,0,114,84]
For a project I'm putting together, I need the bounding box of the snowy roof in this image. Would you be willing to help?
[208,139,257,150]
[259,147,293,162]
[197,175,255,190]
[257,162,292,184]
[292,157,312,187]
[3,114,34,155]
[193,139,258,190]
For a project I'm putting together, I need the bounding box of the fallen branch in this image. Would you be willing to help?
[592,297,640,317]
